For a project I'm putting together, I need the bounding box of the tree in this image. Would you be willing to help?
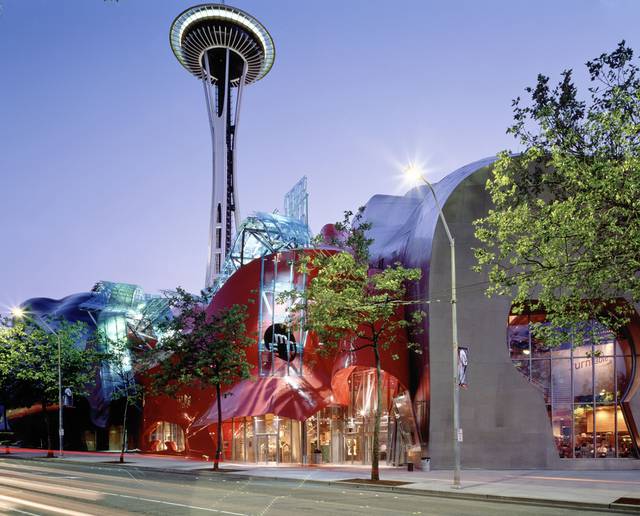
[285,209,423,481]
[0,316,101,457]
[149,288,254,470]
[474,41,640,343]
[97,332,143,463]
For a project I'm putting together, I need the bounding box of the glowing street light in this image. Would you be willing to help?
[404,162,426,183]
[10,306,64,459]
[10,307,25,319]
[404,163,462,489]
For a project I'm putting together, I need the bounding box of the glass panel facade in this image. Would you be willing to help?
[257,255,307,377]
[531,359,551,403]
[574,404,593,458]
[617,407,635,457]
[219,368,417,465]
[508,310,637,459]
[551,403,572,457]
[210,212,312,295]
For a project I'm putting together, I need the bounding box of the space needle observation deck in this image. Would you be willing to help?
[170,4,275,288]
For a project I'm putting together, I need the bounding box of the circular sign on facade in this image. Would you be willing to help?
[263,323,297,362]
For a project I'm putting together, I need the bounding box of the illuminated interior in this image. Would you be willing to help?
[508,311,638,458]
[207,367,418,465]
[148,422,186,453]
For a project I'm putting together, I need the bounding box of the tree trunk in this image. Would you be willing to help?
[371,344,382,481]
[120,395,129,464]
[42,400,53,458]
[214,383,222,471]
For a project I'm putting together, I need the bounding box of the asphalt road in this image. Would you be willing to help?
[0,458,620,515]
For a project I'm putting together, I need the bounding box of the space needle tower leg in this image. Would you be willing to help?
[201,50,247,288]
[170,4,275,290]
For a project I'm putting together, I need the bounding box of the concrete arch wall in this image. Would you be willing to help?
[427,165,561,469]
[363,156,640,469]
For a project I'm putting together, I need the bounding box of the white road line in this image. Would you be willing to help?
[258,495,285,516]
[0,495,93,516]
[0,468,248,514]
[0,500,41,516]
[101,492,248,515]
[0,475,103,501]
[10,509,42,516]
[122,468,143,484]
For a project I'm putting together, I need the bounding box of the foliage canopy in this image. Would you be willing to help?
[96,330,143,463]
[148,288,254,468]
[474,41,640,341]
[285,208,423,480]
[150,288,254,395]
[0,316,101,452]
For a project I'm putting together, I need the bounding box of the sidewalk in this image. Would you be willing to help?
[3,448,640,512]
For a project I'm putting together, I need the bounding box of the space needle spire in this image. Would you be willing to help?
[170,4,275,288]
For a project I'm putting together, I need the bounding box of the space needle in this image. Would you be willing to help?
[170,4,275,288]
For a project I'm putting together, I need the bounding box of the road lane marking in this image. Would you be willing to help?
[258,495,285,516]
[212,477,252,509]
[101,492,247,515]
[0,476,103,501]
[292,472,313,490]
[9,509,42,516]
[0,469,248,515]
[0,495,93,516]
[0,502,41,516]
[0,499,41,516]
[0,463,259,506]
[122,468,143,484]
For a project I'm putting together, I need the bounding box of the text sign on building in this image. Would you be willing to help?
[258,253,307,377]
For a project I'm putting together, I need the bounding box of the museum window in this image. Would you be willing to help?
[508,310,637,459]
[148,421,185,453]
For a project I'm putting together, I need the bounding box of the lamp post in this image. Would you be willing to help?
[405,164,461,489]
[10,307,64,458]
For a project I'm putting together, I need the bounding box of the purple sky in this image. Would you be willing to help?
[1,0,639,307]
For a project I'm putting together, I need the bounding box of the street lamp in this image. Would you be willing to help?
[10,306,64,458]
[405,163,461,489]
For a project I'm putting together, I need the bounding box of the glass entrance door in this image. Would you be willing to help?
[345,433,363,464]
[256,434,277,463]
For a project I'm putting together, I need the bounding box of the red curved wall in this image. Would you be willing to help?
[141,248,414,458]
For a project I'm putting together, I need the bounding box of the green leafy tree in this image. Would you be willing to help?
[149,288,254,470]
[97,332,143,463]
[285,209,423,481]
[0,316,101,457]
[475,41,640,342]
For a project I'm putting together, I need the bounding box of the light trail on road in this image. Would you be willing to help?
[0,458,620,515]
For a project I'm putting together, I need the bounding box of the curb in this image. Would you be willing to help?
[3,455,639,514]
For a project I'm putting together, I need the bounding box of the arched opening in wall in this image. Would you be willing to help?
[148,421,185,453]
[507,307,638,459]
